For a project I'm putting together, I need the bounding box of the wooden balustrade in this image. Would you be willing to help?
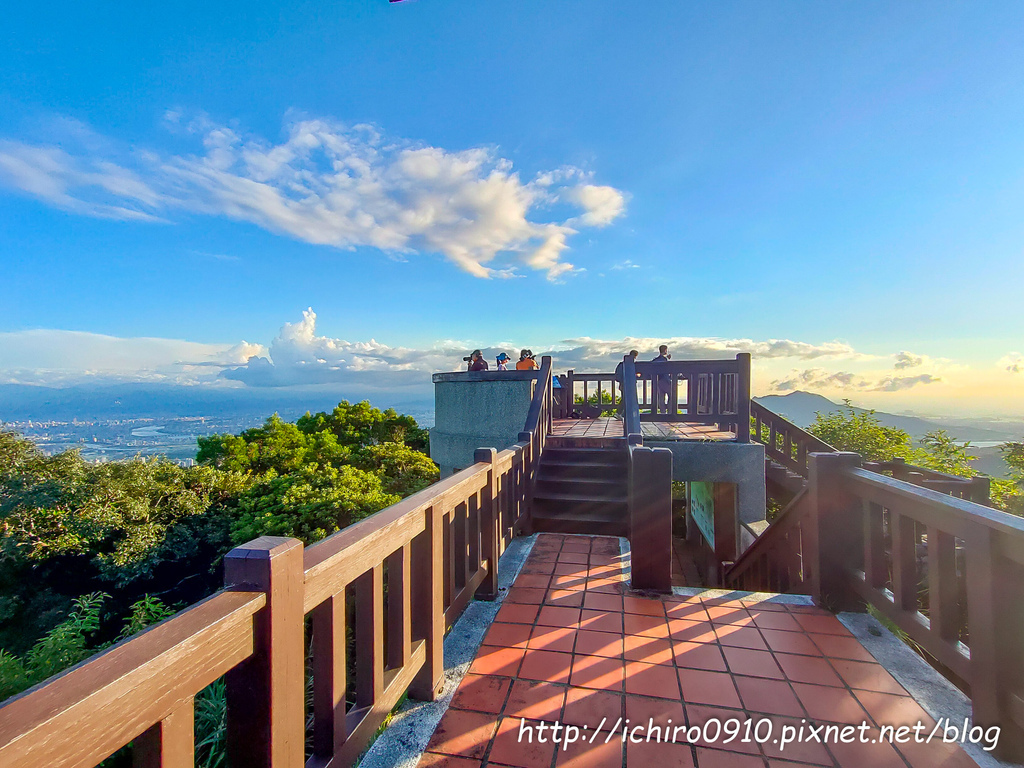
[750,400,835,477]
[726,450,1024,760]
[0,380,546,768]
[632,354,751,440]
[561,370,621,417]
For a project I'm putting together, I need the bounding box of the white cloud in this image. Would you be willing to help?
[565,184,627,227]
[552,336,856,368]
[0,115,627,280]
[1000,352,1023,374]
[610,259,641,270]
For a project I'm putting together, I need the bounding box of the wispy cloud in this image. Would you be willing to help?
[0,114,627,280]
[893,351,924,370]
[769,367,941,393]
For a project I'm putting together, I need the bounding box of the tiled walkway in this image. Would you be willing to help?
[419,534,977,768]
[551,419,737,442]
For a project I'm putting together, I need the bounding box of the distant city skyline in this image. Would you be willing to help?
[1,2,1022,417]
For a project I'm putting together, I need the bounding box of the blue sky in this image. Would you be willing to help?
[1,2,1023,415]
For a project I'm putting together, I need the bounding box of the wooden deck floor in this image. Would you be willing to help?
[419,534,977,768]
[552,418,737,441]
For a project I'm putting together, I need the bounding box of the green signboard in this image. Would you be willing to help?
[689,481,715,548]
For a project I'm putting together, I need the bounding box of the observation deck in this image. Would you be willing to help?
[1,355,1020,768]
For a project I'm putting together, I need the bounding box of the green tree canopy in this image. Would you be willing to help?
[353,442,440,497]
[231,463,398,544]
[807,401,917,462]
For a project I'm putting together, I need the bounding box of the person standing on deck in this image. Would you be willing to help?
[614,349,640,383]
[467,350,489,371]
[516,349,540,370]
[652,344,671,413]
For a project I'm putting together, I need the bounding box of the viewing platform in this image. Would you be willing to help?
[551,418,738,441]
[1,354,1021,768]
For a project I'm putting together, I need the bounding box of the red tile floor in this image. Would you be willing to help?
[419,534,978,768]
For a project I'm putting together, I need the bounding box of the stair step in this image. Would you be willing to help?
[532,497,628,523]
[533,490,628,505]
[531,514,628,537]
[537,462,626,481]
[534,478,626,500]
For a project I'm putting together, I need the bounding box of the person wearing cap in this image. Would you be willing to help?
[468,350,488,371]
[495,352,511,371]
[516,349,540,370]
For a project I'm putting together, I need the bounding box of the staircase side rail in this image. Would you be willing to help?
[633,354,751,440]
[750,400,836,477]
[621,354,642,445]
[0,437,539,768]
[723,488,813,594]
[826,462,1024,760]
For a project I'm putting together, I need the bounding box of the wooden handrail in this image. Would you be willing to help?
[521,355,552,435]
[0,590,265,768]
[750,400,835,477]
[725,489,811,594]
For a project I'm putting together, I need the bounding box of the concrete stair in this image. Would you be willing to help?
[531,439,629,536]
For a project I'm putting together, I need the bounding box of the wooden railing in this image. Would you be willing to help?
[0,387,548,768]
[632,354,751,440]
[750,399,834,477]
[727,489,812,595]
[862,458,990,505]
[560,370,621,418]
[726,450,1024,760]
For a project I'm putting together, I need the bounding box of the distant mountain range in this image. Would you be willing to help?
[754,391,1022,442]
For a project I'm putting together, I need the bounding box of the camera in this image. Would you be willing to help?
[463,356,472,362]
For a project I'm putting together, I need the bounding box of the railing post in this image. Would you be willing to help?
[965,527,1024,761]
[410,505,445,700]
[223,537,305,768]
[475,448,500,600]
[628,446,673,592]
[566,369,574,417]
[806,452,861,611]
[736,353,751,442]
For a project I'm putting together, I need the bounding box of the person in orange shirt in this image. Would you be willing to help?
[515,349,540,370]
